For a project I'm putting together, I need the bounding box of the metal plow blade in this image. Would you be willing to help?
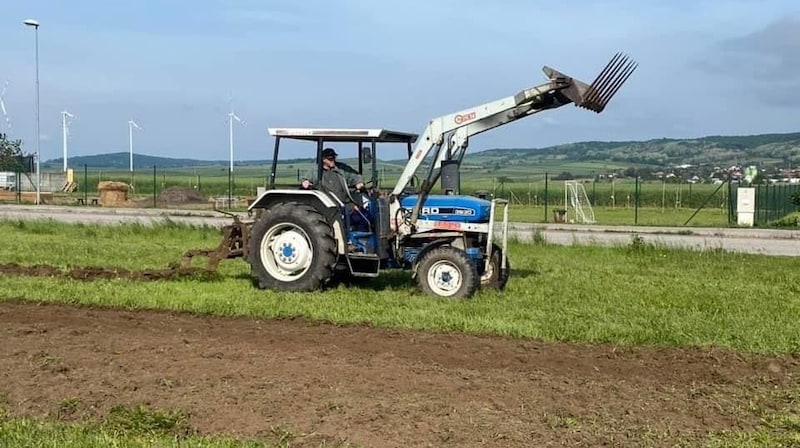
[578,52,637,113]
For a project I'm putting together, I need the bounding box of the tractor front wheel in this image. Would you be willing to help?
[247,202,337,292]
[480,243,510,290]
[416,246,479,299]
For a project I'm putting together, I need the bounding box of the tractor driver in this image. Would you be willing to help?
[301,148,369,222]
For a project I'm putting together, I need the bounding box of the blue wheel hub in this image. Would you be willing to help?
[281,244,295,259]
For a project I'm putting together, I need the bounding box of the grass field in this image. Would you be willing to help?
[0,219,797,354]
[1,219,799,446]
[0,411,275,448]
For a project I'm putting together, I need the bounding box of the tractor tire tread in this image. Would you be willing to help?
[480,244,511,290]
[247,201,337,292]
[416,246,479,299]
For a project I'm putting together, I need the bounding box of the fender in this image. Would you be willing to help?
[248,189,347,255]
[409,236,467,279]
[248,189,342,210]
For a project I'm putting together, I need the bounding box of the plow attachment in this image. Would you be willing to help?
[180,215,252,271]
[543,52,637,113]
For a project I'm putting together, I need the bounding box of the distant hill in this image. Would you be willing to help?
[473,132,800,168]
[44,132,800,170]
[42,152,225,169]
[41,152,297,170]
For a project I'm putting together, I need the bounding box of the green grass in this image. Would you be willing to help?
[1,219,799,354]
[770,212,800,228]
[0,404,310,448]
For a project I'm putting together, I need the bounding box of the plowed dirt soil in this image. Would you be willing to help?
[0,262,214,281]
[1,300,798,447]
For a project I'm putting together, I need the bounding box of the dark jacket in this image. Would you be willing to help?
[303,162,362,204]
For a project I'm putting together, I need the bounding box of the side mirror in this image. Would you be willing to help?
[360,146,372,163]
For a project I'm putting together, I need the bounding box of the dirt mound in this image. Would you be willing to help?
[158,186,207,205]
[1,301,798,447]
[0,262,217,281]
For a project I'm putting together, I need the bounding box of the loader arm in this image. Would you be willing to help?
[390,53,636,227]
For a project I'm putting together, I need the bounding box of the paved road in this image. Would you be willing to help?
[1,205,798,257]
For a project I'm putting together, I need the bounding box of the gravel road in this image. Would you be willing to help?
[1,204,798,257]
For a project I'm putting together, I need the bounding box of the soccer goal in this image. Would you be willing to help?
[564,180,596,224]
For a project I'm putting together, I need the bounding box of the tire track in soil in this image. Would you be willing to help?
[0,262,214,281]
[0,300,797,447]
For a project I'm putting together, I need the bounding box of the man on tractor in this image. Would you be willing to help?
[302,147,370,228]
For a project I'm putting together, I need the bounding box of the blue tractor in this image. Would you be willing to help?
[243,53,636,298]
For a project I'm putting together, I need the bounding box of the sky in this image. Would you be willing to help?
[1,0,799,163]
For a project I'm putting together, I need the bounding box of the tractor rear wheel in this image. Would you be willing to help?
[480,243,510,290]
[416,246,479,299]
[247,202,337,292]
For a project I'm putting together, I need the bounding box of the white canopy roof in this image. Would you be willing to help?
[268,128,418,143]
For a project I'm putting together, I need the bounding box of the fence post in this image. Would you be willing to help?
[634,176,640,225]
[83,164,88,205]
[766,182,771,223]
[544,172,549,223]
[15,169,21,203]
[153,165,157,208]
[756,184,762,225]
[727,176,734,225]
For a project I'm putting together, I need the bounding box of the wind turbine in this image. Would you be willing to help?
[0,81,11,132]
[228,99,245,173]
[128,120,141,172]
[61,110,75,172]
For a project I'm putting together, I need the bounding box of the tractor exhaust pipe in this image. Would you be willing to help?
[543,52,637,113]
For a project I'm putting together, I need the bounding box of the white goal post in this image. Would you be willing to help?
[564,180,596,224]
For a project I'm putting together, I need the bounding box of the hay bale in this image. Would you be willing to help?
[158,186,207,205]
[98,181,131,207]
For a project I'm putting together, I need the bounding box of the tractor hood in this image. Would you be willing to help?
[400,195,492,223]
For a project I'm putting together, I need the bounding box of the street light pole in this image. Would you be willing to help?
[229,112,234,174]
[24,19,41,204]
[62,110,74,173]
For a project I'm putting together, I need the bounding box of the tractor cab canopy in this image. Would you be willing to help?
[266,128,419,190]
[269,128,418,143]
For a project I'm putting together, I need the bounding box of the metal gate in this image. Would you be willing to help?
[754,183,800,225]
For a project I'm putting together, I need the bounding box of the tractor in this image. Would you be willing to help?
[222,53,636,299]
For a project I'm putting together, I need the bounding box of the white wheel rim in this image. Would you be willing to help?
[259,223,313,282]
[426,260,463,297]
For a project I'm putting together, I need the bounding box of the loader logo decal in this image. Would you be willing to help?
[421,207,475,216]
[454,112,476,124]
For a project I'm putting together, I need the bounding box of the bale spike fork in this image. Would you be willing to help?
[543,52,637,113]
